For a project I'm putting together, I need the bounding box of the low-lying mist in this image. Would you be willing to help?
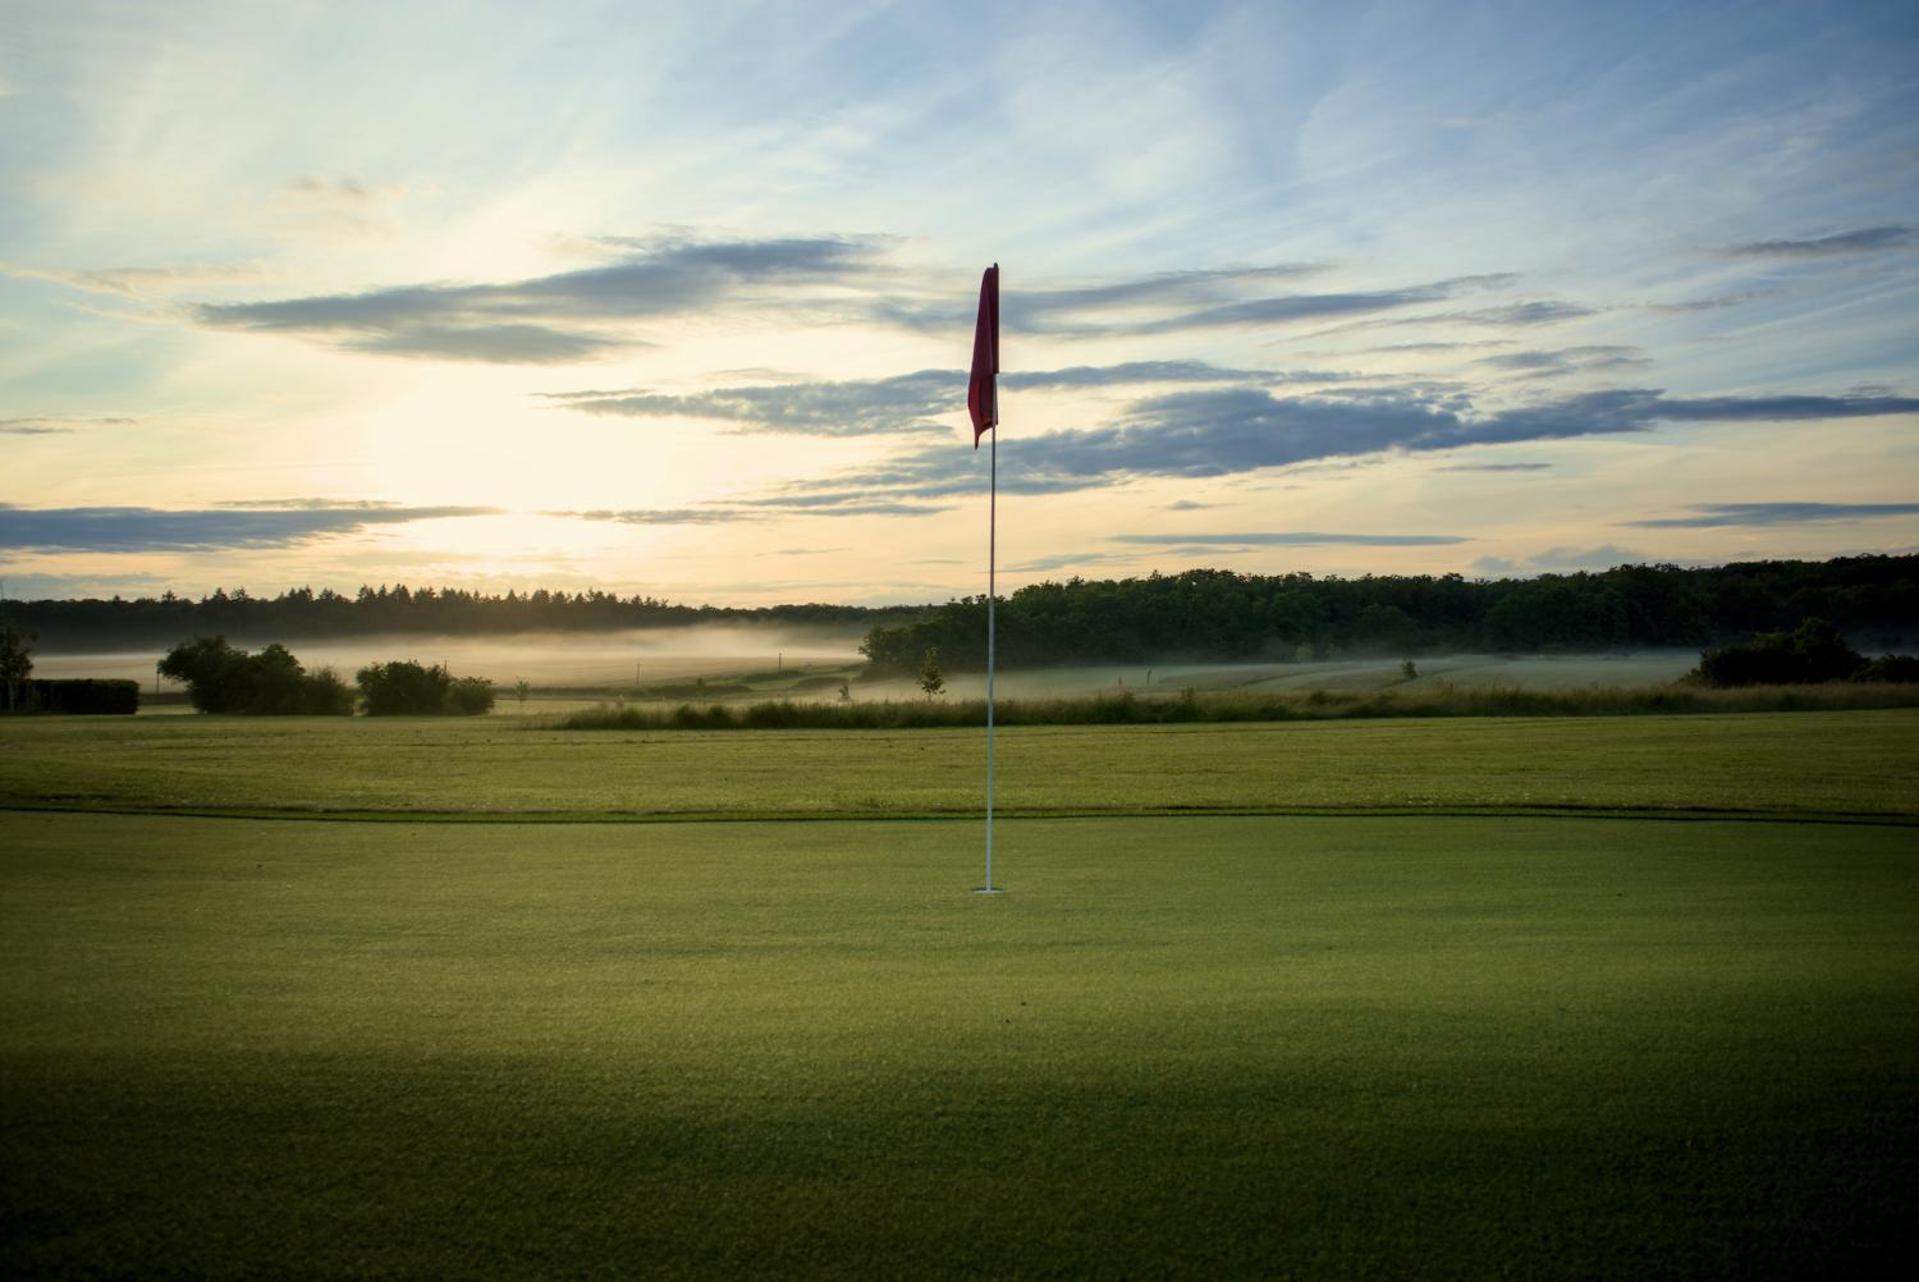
[31,625,868,687]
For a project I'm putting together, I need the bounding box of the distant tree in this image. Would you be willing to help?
[356,660,493,715]
[1401,659,1418,681]
[158,637,352,714]
[1355,603,1419,654]
[838,680,851,703]
[303,667,356,715]
[917,647,945,700]
[356,660,451,715]
[513,678,532,710]
[1,622,33,713]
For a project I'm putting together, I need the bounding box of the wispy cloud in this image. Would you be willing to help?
[0,415,137,435]
[1717,225,1912,259]
[5,262,271,297]
[546,360,1355,434]
[0,503,502,552]
[209,497,407,510]
[544,507,754,526]
[1437,461,1553,472]
[1475,346,1649,380]
[192,234,887,364]
[548,370,956,435]
[1002,360,1353,389]
[1625,502,1919,528]
[1472,545,1648,576]
[1115,531,1468,547]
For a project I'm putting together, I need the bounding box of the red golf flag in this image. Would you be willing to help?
[967,264,999,448]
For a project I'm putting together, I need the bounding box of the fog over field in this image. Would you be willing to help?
[29,626,868,688]
[33,626,1703,708]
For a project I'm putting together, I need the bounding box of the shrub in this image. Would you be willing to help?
[1695,617,1865,686]
[12,678,140,715]
[158,637,352,714]
[1856,653,1919,683]
[356,660,449,715]
[445,676,496,715]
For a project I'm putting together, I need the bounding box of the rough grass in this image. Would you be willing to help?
[2,708,1916,820]
[560,681,1919,731]
[3,811,1913,1279]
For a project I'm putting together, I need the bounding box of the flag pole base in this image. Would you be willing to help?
[971,886,1005,896]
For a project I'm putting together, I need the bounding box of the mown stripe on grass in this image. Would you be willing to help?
[4,800,1915,828]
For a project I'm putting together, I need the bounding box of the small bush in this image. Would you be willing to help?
[445,676,497,715]
[356,662,494,715]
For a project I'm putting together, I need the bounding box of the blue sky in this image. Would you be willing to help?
[2,0,1916,604]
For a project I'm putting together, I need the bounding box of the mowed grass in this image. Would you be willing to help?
[2,811,1914,1279]
[3,707,1917,820]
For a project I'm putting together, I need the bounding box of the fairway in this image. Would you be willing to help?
[3,809,1914,1278]
[5,708,1917,820]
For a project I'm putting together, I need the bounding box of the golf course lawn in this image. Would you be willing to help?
[3,809,1913,1278]
[3,707,1917,819]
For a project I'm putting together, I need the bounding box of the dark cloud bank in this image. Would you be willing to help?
[760,386,1919,506]
[0,503,501,552]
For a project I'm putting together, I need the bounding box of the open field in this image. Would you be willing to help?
[3,708,1914,1276]
[4,810,1915,1279]
[3,708,1917,821]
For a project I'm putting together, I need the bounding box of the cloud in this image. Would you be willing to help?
[1159,499,1215,510]
[764,386,1918,503]
[1122,274,1519,337]
[0,503,502,552]
[1472,545,1648,576]
[1310,300,1599,339]
[1624,502,1919,528]
[546,360,1353,435]
[1007,550,1143,573]
[544,508,754,526]
[347,323,627,364]
[287,176,399,202]
[1717,225,1912,259]
[1437,461,1553,472]
[1002,360,1352,389]
[866,263,1331,334]
[1113,531,1468,547]
[4,262,270,297]
[1475,346,1649,380]
[209,498,404,510]
[192,234,887,364]
[550,369,957,435]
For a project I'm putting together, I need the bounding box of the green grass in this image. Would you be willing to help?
[3,811,1914,1279]
[3,707,1916,821]
[558,681,1919,731]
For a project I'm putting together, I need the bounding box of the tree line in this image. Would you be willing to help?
[859,556,1919,672]
[0,585,926,650]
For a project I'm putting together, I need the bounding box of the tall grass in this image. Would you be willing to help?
[554,681,1919,730]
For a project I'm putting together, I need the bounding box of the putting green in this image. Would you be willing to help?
[3,810,1912,1278]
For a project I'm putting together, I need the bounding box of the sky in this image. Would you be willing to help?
[2,0,1917,606]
